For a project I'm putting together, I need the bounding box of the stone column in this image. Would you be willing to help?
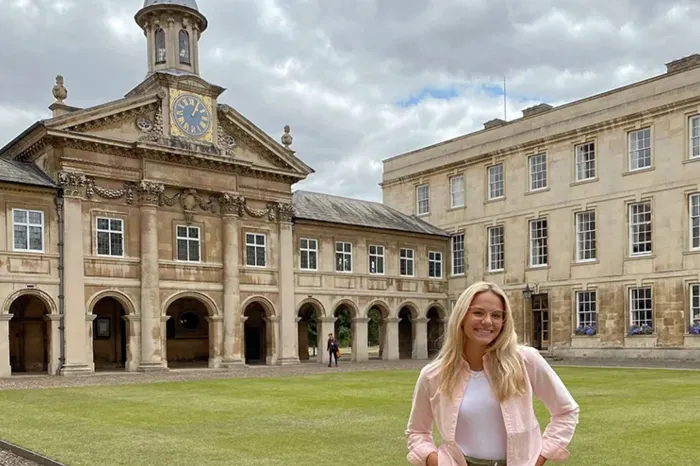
[58,174,92,375]
[85,314,97,371]
[123,315,141,372]
[412,317,429,360]
[206,316,223,368]
[318,316,336,364]
[45,315,62,375]
[276,202,299,365]
[384,317,400,361]
[264,315,280,365]
[0,314,12,378]
[220,193,244,367]
[238,315,248,363]
[137,180,167,372]
[352,317,369,362]
[160,315,171,367]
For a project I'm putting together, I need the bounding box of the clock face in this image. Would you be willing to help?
[172,94,211,138]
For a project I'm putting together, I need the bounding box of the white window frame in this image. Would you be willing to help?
[488,164,504,200]
[96,217,124,257]
[428,251,442,278]
[12,208,44,253]
[529,218,548,267]
[575,290,597,328]
[628,127,651,171]
[629,287,653,328]
[690,284,700,326]
[574,141,596,181]
[245,232,267,267]
[416,184,430,215]
[690,193,700,251]
[368,244,385,275]
[528,153,547,191]
[299,238,318,271]
[176,225,201,263]
[575,211,596,262]
[690,115,700,159]
[335,241,352,273]
[451,234,465,276]
[487,225,504,272]
[449,175,465,208]
[629,201,652,256]
[399,248,414,277]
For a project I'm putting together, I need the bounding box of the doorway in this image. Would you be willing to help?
[531,293,549,350]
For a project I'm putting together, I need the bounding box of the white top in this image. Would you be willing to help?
[455,370,508,460]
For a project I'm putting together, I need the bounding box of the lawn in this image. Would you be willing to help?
[0,366,697,465]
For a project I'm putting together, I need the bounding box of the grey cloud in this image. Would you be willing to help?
[0,0,698,202]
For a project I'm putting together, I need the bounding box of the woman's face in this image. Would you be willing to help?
[461,291,506,347]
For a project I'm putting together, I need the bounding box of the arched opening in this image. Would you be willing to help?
[165,298,210,367]
[179,29,191,64]
[398,307,415,359]
[333,304,355,361]
[243,302,269,365]
[297,303,320,362]
[92,297,127,371]
[427,306,446,357]
[366,305,389,360]
[8,295,50,373]
[155,28,166,64]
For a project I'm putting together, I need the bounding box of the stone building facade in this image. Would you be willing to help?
[381,54,700,361]
[0,0,449,376]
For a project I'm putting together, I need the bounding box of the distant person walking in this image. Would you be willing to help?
[327,333,339,367]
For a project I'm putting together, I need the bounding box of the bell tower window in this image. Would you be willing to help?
[179,30,191,65]
[155,28,166,64]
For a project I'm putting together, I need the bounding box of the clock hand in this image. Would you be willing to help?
[191,107,198,117]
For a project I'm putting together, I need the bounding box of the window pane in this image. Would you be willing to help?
[28,211,42,225]
[111,233,123,256]
[189,240,200,262]
[309,251,317,269]
[14,210,26,223]
[14,226,27,249]
[177,239,188,260]
[97,232,110,255]
[110,219,123,231]
[188,227,199,239]
[256,246,265,266]
[28,226,42,250]
[256,235,265,246]
[300,251,309,269]
[177,226,187,237]
[97,218,109,230]
[246,246,256,266]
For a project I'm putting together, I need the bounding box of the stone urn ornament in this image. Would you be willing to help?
[52,75,67,103]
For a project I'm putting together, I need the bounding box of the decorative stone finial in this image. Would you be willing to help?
[52,75,67,103]
[281,125,293,148]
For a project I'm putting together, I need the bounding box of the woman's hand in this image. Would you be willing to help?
[534,455,547,466]
[426,452,438,466]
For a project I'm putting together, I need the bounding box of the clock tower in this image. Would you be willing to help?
[134,0,218,144]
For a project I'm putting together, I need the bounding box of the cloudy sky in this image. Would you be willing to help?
[1,0,698,202]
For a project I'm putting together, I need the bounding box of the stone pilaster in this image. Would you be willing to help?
[264,315,280,365]
[383,317,400,361]
[0,314,12,378]
[352,317,369,362]
[45,314,62,375]
[57,173,92,375]
[318,316,336,365]
[412,317,429,360]
[85,314,97,372]
[137,180,167,372]
[276,202,299,365]
[220,193,244,367]
[123,315,141,372]
[206,315,223,368]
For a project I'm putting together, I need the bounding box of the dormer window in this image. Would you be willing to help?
[179,30,191,65]
[155,28,166,64]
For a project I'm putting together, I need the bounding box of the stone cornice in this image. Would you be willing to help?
[381,93,700,188]
[55,170,295,223]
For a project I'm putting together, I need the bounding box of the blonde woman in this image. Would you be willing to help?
[405,281,579,466]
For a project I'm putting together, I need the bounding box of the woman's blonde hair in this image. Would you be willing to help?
[433,281,527,402]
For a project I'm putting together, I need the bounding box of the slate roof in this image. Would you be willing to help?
[0,158,56,188]
[292,190,449,237]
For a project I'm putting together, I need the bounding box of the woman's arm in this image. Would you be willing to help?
[405,373,439,465]
[525,348,580,463]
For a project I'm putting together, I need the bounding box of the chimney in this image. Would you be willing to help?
[522,103,553,118]
[665,54,700,74]
[483,118,506,130]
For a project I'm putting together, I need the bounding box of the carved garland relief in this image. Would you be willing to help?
[56,170,294,223]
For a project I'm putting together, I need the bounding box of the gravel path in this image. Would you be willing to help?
[0,357,698,391]
[0,451,39,466]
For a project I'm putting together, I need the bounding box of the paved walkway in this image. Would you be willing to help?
[0,357,698,391]
[0,451,38,466]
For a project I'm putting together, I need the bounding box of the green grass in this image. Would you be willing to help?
[0,367,698,465]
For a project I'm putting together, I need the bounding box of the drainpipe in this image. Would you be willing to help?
[55,189,66,373]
